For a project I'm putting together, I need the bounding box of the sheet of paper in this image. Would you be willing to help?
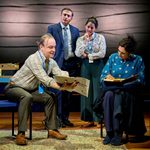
[54,76,90,97]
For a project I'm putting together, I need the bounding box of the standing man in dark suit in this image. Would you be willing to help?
[47,8,81,127]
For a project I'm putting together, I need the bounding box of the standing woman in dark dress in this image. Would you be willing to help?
[75,16,106,127]
[100,35,146,146]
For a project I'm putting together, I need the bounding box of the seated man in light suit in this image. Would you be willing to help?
[4,33,77,145]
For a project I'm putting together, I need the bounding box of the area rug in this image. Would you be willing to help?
[0,129,125,150]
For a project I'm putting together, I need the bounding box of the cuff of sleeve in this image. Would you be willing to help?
[88,53,93,59]
[49,79,55,87]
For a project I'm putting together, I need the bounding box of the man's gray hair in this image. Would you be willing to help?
[36,33,54,47]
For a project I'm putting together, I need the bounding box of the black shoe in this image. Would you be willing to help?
[63,120,74,127]
[56,116,66,128]
[110,135,122,146]
[60,122,66,128]
[103,135,113,145]
[58,120,66,128]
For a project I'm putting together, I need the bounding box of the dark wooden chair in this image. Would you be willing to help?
[93,96,128,140]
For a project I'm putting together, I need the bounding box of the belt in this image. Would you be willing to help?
[8,81,15,86]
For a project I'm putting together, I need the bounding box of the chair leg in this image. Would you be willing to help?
[100,114,104,138]
[11,105,32,139]
[29,109,32,140]
[100,119,103,138]
[12,111,15,136]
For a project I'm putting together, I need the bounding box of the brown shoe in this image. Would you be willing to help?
[96,123,101,128]
[81,122,95,128]
[16,133,27,145]
[48,130,67,140]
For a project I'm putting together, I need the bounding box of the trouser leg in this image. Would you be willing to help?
[32,90,59,130]
[61,91,71,121]
[56,90,62,119]
[5,86,32,132]
[113,93,122,131]
[103,91,114,132]
[18,94,32,131]
[113,91,125,133]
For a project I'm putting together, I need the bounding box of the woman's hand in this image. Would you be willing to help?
[84,33,92,42]
[105,74,115,80]
[82,51,88,58]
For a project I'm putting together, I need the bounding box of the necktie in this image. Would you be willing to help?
[45,59,49,73]
[63,27,68,60]
[38,59,49,94]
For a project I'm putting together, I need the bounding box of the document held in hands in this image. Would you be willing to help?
[104,74,138,84]
[54,76,90,97]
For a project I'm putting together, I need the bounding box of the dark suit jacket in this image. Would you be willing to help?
[47,23,80,68]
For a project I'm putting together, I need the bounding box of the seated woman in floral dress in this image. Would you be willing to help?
[100,35,146,146]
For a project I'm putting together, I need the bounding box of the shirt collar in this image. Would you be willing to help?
[60,22,70,30]
[92,32,96,40]
[117,53,134,62]
[38,50,50,62]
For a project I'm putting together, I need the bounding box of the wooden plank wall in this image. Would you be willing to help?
[0,0,150,85]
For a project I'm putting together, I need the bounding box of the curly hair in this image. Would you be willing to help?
[118,35,137,53]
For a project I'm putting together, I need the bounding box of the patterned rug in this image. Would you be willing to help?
[0,129,126,150]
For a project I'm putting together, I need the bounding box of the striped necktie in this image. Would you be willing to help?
[63,27,69,60]
[38,59,49,94]
[45,59,49,73]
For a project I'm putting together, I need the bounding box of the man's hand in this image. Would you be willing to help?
[51,82,61,90]
[59,80,79,91]
[70,80,79,88]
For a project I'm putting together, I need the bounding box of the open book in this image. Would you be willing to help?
[104,74,138,84]
[54,76,90,97]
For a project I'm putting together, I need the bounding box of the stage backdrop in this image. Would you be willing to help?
[0,0,150,86]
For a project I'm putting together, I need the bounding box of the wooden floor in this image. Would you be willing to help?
[0,112,150,150]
